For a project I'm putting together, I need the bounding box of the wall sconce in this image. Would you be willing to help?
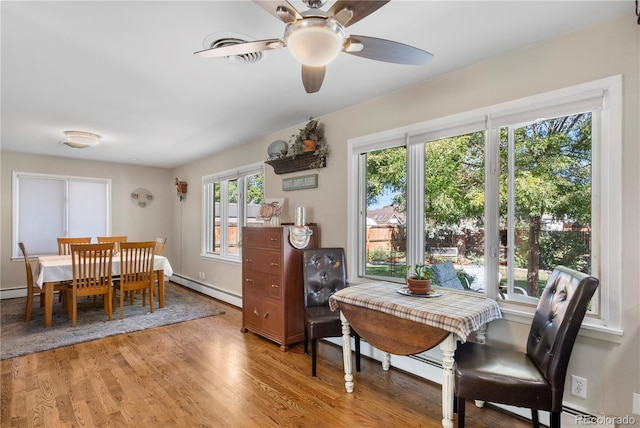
[175,178,188,201]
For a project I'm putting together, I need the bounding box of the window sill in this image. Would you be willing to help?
[200,253,241,265]
[499,304,623,344]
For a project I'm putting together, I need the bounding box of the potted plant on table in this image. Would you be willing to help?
[405,264,436,294]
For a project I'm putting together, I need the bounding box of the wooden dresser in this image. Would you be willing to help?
[241,224,318,351]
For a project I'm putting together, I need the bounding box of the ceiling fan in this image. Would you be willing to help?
[194,0,433,93]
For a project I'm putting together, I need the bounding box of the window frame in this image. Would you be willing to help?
[202,162,264,262]
[11,171,111,258]
[348,75,623,340]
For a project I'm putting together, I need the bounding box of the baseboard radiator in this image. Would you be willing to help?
[170,274,242,308]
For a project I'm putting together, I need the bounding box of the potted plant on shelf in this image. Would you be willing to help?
[289,116,324,157]
[405,264,436,293]
[308,143,330,169]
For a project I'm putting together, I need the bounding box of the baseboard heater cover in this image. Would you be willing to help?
[170,274,242,308]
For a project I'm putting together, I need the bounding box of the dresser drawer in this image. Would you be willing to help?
[243,228,281,249]
[242,295,283,339]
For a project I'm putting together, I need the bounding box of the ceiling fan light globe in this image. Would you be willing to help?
[285,18,345,67]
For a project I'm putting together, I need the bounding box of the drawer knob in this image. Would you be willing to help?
[263,312,269,319]
[245,278,253,283]
[271,284,279,288]
[270,262,278,267]
[253,308,259,316]
[245,258,252,262]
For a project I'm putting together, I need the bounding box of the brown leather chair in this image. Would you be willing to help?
[454,266,599,428]
[302,248,361,377]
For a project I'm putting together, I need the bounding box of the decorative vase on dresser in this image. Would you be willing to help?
[241,223,318,351]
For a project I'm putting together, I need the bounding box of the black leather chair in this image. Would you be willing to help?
[454,266,599,428]
[302,248,361,377]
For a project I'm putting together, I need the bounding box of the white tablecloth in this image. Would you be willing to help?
[35,254,173,287]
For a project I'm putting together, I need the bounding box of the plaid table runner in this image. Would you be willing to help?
[329,281,502,342]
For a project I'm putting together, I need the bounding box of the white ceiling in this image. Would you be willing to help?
[1,1,631,168]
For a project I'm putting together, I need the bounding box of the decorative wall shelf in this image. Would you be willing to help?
[265,152,326,175]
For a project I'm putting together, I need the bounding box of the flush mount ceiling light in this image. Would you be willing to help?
[62,130,101,149]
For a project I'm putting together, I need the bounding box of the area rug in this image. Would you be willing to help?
[0,282,225,360]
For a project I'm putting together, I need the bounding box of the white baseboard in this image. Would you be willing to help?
[0,275,244,308]
[0,287,27,299]
[169,274,242,308]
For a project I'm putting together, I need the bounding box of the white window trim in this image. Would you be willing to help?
[201,162,263,262]
[348,75,623,341]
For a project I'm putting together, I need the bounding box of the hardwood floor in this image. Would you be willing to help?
[1,291,533,427]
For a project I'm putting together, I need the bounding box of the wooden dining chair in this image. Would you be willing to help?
[66,242,114,327]
[113,241,156,320]
[151,237,168,297]
[154,237,167,256]
[19,242,68,322]
[57,237,91,255]
[97,235,128,253]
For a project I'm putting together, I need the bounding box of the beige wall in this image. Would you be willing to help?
[1,152,175,288]
[175,12,639,419]
[2,11,638,421]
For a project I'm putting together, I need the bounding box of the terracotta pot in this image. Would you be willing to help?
[303,139,317,152]
[407,277,432,294]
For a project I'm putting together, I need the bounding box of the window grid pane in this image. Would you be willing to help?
[425,131,486,293]
[245,173,264,227]
[227,179,239,255]
[500,113,593,302]
[364,146,407,280]
[213,182,221,254]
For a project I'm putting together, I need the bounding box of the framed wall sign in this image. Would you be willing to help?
[282,174,318,191]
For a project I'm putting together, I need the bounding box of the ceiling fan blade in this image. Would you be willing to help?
[194,38,284,58]
[302,65,326,94]
[253,0,302,24]
[344,35,433,65]
[328,0,389,27]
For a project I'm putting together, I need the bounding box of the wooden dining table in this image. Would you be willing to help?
[329,281,502,428]
[34,254,173,328]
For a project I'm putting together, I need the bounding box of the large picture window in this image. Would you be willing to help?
[203,163,264,260]
[12,172,111,257]
[348,75,622,335]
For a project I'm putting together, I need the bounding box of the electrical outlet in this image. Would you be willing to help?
[571,375,587,399]
[633,392,640,415]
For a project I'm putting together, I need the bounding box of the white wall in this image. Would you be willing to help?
[2,10,637,422]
